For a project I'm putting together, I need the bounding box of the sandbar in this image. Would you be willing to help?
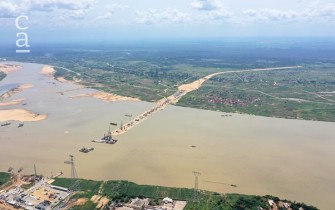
[0,109,47,122]
[0,84,33,100]
[0,99,25,106]
[71,92,140,102]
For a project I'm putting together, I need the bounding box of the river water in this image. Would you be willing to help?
[0,63,334,209]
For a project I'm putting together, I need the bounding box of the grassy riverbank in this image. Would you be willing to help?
[52,178,318,210]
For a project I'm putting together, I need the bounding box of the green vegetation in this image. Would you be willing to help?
[71,200,96,210]
[0,71,6,81]
[52,178,102,199]
[8,41,335,121]
[0,172,11,187]
[178,65,335,122]
[103,180,194,202]
[53,178,318,210]
[51,60,335,121]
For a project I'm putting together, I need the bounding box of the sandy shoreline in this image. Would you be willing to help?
[0,64,21,74]
[0,109,47,122]
[0,99,25,106]
[0,84,33,100]
[41,65,55,75]
[71,92,140,102]
[40,66,139,102]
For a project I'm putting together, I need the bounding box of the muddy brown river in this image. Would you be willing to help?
[0,63,334,209]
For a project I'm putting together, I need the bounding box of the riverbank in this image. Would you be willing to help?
[0,172,318,210]
[50,177,319,210]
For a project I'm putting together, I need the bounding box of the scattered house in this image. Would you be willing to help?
[163,197,173,204]
[283,202,290,208]
[268,199,275,206]
[129,197,148,209]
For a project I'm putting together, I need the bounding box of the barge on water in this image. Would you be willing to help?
[1,122,11,126]
[92,127,118,144]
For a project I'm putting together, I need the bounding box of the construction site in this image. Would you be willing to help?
[0,170,70,210]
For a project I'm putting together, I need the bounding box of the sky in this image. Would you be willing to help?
[0,0,335,43]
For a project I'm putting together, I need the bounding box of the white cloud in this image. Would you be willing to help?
[135,8,189,25]
[0,0,98,18]
[207,9,232,20]
[191,0,223,11]
[0,1,22,17]
[244,8,298,22]
[108,3,128,11]
[244,2,335,23]
[191,0,232,22]
[96,11,114,20]
[96,4,128,20]
[302,2,335,20]
[20,0,97,12]
[68,9,87,19]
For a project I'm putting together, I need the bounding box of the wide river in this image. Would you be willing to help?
[0,63,334,209]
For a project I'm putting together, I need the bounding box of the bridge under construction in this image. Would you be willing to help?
[112,66,302,136]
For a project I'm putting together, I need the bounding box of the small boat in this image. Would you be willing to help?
[8,167,13,172]
[190,145,197,148]
[231,184,238,187]
[18,167,23,173]
[110,122,117,126]
[1,122,11,127]
[92,139,106,143]
[125,114,132,117]
[18,123,24,128]
[79,147,94,153]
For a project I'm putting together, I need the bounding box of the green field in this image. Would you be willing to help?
[0,172,11,188]
[0,71,6,82]
[53,178,318,210]
[52,178,102,199]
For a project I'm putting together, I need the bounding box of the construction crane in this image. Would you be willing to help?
[64,155,80,191]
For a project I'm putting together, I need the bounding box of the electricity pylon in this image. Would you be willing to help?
[193,171,201,204]
[64,155,80,191]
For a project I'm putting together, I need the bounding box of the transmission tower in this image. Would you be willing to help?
[64,155,80,191]
[193,171,201,204]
